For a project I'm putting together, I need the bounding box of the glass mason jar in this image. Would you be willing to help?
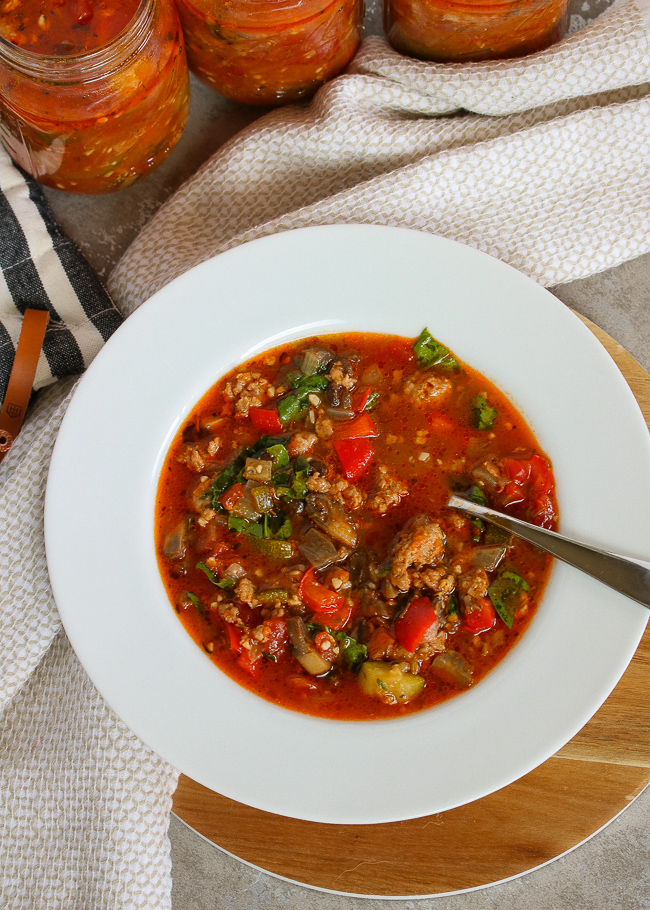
[174,0,364,106]
[385,0,570,62]
[0,0,190,194]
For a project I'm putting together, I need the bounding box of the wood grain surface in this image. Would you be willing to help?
[172,315,650,896]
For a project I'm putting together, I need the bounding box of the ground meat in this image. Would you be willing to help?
[177,444,207,473]
[411,567,455,594]
[390,519,446,592]
[327,361,356,390]
[288,431,318,457]
[458,567,490,601]
[329,477,366,511]
[368,464,409,514]
[235,577,260,606]
[306,472,331,493]
[314,414,334,439]
[224,372,270,418]
[414,632,446,660]
[403,372,452,406]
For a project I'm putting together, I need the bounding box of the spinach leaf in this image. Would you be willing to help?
[333,631,368,669]
[209,434,288,508]
[276,375,330,426]
[184,591,206,616]
[488,571,530,629]
[196,561,236,589]
[413,328,460,371]
[473,395,498,431]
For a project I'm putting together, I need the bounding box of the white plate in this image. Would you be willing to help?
[45,225,650,825]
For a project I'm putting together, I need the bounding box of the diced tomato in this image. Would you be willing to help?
[333,438,374,482]
[321,602,353,631]
[394,596,438,652]
[262,618,289,657]
[427,412,455,434]
[298,567,345,613]
[500,454,555,528]
[249,407,283,434]
[220,482,245,511]
[335,413,378,440]
[463,597,496,634]
[238,650,261,678]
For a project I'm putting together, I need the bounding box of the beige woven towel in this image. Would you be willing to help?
[1,1,649,906]
[110,0,650,315]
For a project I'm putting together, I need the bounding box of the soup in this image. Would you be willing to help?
[155,330,556,719]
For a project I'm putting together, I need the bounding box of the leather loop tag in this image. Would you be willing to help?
[0,308,50,463]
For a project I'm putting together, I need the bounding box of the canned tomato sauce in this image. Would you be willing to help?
[175,0,364,105]
[0,0,190,193]
[385,0,570,62]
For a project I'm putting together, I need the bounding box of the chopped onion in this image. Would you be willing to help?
[361,364,383,385]
[298,528,339,568]
[163,520,188,560]
[231,482,262,520]
[471,546,507,571]
[431,652,472,688]
[299,347,334,376]
[306,494,358,548]
[287,616,332,675]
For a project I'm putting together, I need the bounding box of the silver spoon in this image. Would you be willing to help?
[447,494,650,610]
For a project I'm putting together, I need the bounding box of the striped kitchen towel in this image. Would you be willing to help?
[0,148,123,405]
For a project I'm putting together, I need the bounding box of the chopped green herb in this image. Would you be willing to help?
[413,328,460,371]
[263,652,278,662]
[473,395,498,431]
[488,571,530,629]
[333,631,368,669]
[466,485,488,507]
[228,515,264,537]
[447,594,460,618]
[364,390,380,411]
[196,562,236,589]
[209,434,288,508]
[377,678,387,691]
[276,375,330,426]
[185,591,205,616]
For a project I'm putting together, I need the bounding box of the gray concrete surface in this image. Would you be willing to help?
[42,0,649,902]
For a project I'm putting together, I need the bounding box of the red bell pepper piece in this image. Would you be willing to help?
[335,413,378,441]
[333,438,374,482]
[220,482,245,511]
[394,596,438,652]
[298,567,345,613]
[226,623,243,653]
[463,597,496,634]
[353,389,372,412]
[427,412,455,435]
[249,407,283,434]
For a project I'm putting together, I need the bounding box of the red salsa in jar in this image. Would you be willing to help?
[0,0,190,193]
[174,0,363,105]
[155,329,557,721]
[385,0,570,62]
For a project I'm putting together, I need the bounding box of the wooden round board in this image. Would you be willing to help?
[172,315,650,897]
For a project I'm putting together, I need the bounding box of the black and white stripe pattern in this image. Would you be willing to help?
[0,147,123,404]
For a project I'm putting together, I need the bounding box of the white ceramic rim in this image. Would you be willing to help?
[45,225,650,825]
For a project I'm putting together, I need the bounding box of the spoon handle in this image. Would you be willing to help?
[447,494,650,611]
